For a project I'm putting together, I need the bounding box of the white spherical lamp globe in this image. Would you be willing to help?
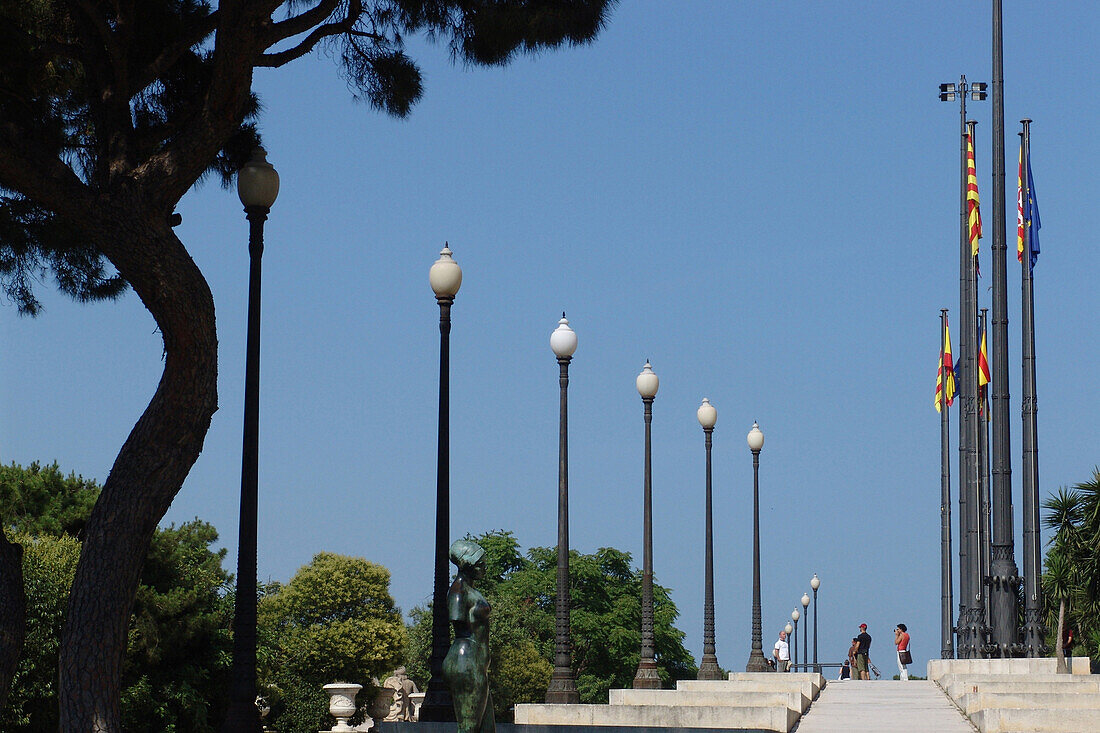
[697,398,717,429]
[237,147,280,209]
[746,422,764,451]
[550,313,577,358]
[811,573,821,591]
[636,361,659,399]
[429,245,462,298]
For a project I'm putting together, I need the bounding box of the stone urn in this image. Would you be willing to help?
[368,686,396,726]
[322,683,362,732]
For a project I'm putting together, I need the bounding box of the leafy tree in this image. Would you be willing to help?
[1042,469,1100,671]
[0,3,616,727]
[0,532,80,731]
[0,460,100,701]
[1,520,232,732]
[258,552,406,733]
[120,521,234,733]
[406,531,696,720]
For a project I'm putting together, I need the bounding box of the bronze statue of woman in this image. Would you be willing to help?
[442,539,495,733]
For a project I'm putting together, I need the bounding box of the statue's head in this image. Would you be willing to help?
[449,539,487,574]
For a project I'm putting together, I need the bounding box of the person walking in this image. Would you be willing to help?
[855,623,872,680]
[773,630,791,672]
[895,623,911,681]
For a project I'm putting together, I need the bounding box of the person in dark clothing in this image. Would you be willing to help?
[855,623,872,680]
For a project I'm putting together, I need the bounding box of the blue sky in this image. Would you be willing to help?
[4,1,1100,675]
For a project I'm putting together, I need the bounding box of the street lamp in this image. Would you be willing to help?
[940,74,989,659]
[633,361,661,688]
[801,592,810,673]
[791,610,800,672]
[420,245,462,721]
[784,622,794,672]
[810,573,821,673]
[546,314,579,703]
[745,422,768,672]
[696,398,721,680]
[223,147,279,733]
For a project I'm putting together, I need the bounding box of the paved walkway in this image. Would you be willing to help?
[792,680,975,732]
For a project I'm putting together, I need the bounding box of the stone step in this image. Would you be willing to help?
[944,677,1100,700]
[927,657,1092,682]
[609,688,806,714]
[513,702,798,732]
[676,678,820,703]
[725,672,827,696]
[955,690,1100,715]
[967,706,1100,733]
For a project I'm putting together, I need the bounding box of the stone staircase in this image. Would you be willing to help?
[513,672,826,732]
[929,657,1100,733]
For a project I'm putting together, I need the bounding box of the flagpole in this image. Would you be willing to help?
[962,119,984,656]
[979,307,992,633]
[940,309,955,659]
[1019,119,1044,656]
[988,0,1021,657]
[956,87,976,659]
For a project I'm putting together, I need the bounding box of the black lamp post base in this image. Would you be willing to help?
[697,655,722,680]
[745,651,769,673]
[632,660,661,689]
[417,686,456,722]
[545,672,580,704]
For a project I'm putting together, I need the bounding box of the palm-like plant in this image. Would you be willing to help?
[1042,486,1084,673]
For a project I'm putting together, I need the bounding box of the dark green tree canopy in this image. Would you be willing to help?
[0,462,101,539]
[0,461,234,732]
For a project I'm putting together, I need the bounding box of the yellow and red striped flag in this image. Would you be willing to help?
[1017,144,1026,263]
[936,318,956,412]
[978,323,991,420]
[967,133,982,260]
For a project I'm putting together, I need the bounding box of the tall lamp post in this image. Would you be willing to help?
[633,362,661,688]
[800,593,810,673]
[223,147,279,733]
[696,398,721,679]
[939,75,988,658]
[546,315,579,703]
[420,245,462,721]
[745,422,768,672]
[810,574,821,673]
[790,610,800,671]
[785,622,794,671]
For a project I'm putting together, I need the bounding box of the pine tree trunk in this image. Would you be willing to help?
[57,212,219,732]
[1055,600,1067,674]
[0,530,26,710]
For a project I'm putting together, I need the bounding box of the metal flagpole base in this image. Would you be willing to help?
[633,659,661,688]
[697,655,722,680]
[545,669,580,704]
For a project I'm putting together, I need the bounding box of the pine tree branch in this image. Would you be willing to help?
[0,129,92,220]
[266,0,342,43]
[258,0,372,68]
[132,11,222,93]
